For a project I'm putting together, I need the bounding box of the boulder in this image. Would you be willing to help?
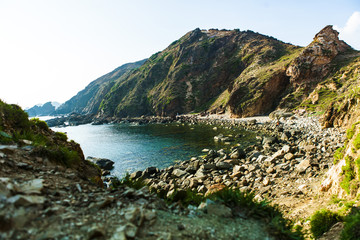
[296,159,311,173]
[87,157,114,170]
[216,161,232,170]
[172,169,187,178]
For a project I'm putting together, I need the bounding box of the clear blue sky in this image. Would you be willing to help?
[0,0,359,108]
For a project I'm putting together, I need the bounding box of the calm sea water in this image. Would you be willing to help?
[52,123,256,176]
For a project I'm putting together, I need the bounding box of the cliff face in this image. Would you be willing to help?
[55,59,146,115]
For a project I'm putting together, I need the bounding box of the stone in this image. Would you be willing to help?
[216,161,232,170]
[111,224,138,239]
[205,183,226,196]
[87,157,114,170]
[7,195,45,206]
[144,210,157,221]
[202,163,216,170]
[19,179,44,195]
[88,225,106,239]
[172,169,187,178]
[125,207,143,227]
[130,171,142,179]
[233,165,245,173]
[284,153,295,161]
[263,177,271,186]
[0,181,10,198]
[262,136,277,145]
[230,149,245,159]
[185,166,197,174]
[198,199,232,218]
[195,169,206,178]
[296,159,311,173]
[281,145,291,153]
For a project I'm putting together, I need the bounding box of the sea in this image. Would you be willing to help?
[50,122,257,177]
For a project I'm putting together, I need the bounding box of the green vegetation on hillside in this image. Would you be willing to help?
[0,99,84,168]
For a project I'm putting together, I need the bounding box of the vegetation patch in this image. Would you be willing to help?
[310,209,342,239]
[333,146,346,164]
[341,210,360,240]
[340,156,357,195]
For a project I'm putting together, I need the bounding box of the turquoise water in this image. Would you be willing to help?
[52,123,256,176]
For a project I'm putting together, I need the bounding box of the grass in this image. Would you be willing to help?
[341,209,360,240]
[340,156,356,195]
[333,146,345,164]
[353,133,360,150]
[309,209,342,239]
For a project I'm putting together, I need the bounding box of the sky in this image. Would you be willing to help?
[0,0,359,109]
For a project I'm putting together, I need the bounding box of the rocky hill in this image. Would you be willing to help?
[55,59,147,115]
[52,25,358,121]
[25,101,60,117]
[99,28,302,118]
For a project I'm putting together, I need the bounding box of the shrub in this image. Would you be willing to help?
[310,209,342,239]
[30,118,49,131]
[334,146,345,164]
[341,211,360,240]
[354,133,360,150]
[340,156,356,194]
[31,146,81,167]
[0,101,30,130]
[164,188,303,240]
[114,173,146,190]
[55,132,68,141]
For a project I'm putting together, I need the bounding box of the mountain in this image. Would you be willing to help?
[58,25,358,120]
[97,26,356,119]
[25,101,60,117]
[98,28,301,118]
[54,59,147,115]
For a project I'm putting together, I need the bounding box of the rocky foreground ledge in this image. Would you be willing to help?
[0,144,281,239]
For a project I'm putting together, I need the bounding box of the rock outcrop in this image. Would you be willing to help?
[286,25,351,86]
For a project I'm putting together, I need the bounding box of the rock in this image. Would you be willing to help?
[87,157,114,170]
[318,222,344,240]
[144,210,157,222]
[19,179,44,195]
[296,159,311,173]
[262,136,277,145]
[142,167,159,178]
[230,149,245,159]
[130,171,142,179]
[233,165,245,173]
[195,169,206,178]
[172,169,187,178]
[88,225,106,239]
[281,145,291,153]
[0,181,10,198]
[269,110,293,120]
[198,199,232,218]
[203,163,216,170]
[7,195,45,206]
[216,162,232,170]
[263,177,271,186]
[205,183,226,196]
[284,153,294,161]
[111,223,138,239]
[125,207,143,227]
[185,166,197,174]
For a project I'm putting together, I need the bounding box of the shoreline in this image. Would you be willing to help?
[126,112,345,224]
